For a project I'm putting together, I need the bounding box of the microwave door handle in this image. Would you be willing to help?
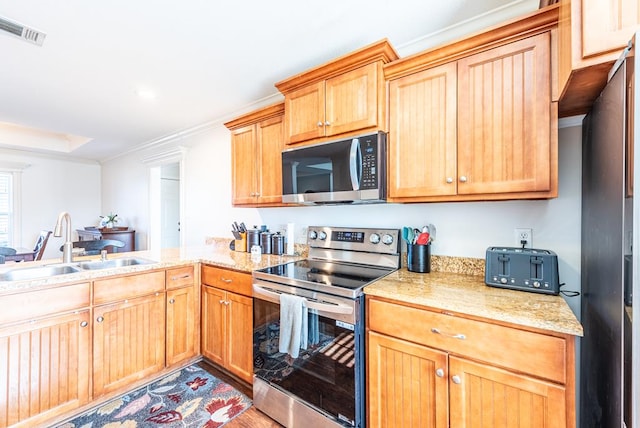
[349,138,361,190]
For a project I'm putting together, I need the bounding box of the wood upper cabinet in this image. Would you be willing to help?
[367,296,576,428]
[0,310,91,428]
[225,102,285,207]
[276,39,398,146]
[388,62,458,199]
[283,63,381,144]
[92,272,166,397]
[457,33,552,196]
[386,7,558,202]
[166,266,198,366]
[558,0,640,116]
[201,265,253,383]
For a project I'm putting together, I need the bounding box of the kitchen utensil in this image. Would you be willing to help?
[428,223,436,242]
[413,228,420,244]
[232,230,242,239]
[402,227,411,244]
[416,232,430,245]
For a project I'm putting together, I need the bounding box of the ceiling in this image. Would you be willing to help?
[0,0,537,162]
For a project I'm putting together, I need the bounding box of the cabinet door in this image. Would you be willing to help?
[325,63,379,137]
[231,124,258,205]
[166,285,197,366]
[201,285,226,367]
[388,62,458,199]
[448,356,567,428]
[93,292,166,397]
[257,114,285,204]
[226,291,253,383]
[368,331,448,428]
[582,0,640,58]
[285,81,325,144]
[457,32,551,195]
[0,311,91,427]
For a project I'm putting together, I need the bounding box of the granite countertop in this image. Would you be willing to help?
[0,239,303,295]
[364,269,583,337]
[0,241,582,339]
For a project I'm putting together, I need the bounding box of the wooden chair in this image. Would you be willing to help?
[32,230,52,261]
[60,239,125,256]
[0,246,17,264]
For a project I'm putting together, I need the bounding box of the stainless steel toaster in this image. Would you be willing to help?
[485,247,560,295]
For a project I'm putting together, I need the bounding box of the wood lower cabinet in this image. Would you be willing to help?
[0,310,91,428]
[201,265,253,383]
[367,296,576,428]
[386,8,557,202]
[225,102,285,207]
[92,271,166,397]
[166,266,198,366]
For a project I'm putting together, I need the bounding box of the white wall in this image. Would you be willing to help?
[0,149,101,260]
[100,123,583,319]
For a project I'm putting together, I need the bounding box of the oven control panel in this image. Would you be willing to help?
[307,226,400,255]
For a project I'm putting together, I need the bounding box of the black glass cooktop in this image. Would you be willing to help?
[255,259,395,294]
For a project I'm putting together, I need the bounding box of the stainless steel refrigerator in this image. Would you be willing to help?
[581,32,639,428]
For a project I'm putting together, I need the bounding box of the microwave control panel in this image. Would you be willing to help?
[360,137,378,189]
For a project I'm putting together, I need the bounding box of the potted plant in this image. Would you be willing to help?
[100,212,119,229]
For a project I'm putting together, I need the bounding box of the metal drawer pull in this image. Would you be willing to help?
[220,277,233,283]
[435,368,445,378]
[80,321,88,328]
[96,316,104,323]
[451,375,462,384]
[430,327,466,340]
[171,274,191,280]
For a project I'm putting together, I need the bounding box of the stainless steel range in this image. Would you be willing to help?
[252,226,400,428]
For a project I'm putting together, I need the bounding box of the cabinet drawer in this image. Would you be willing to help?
[201,265,252,297]
[368,298,567,384]
[94,271,165,305]
[0,282,90,325]
[166,265,195,290]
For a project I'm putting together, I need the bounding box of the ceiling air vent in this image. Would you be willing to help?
[0,16,46,46]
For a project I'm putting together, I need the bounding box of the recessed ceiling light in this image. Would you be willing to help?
[135,88,157,100]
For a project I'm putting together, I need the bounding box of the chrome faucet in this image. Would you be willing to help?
[54,211,73,263]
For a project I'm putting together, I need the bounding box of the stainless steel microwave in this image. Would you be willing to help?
[282,131,387,204]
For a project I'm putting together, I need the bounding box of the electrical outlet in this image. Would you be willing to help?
[514,228,533,248]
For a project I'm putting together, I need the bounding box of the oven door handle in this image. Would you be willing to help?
[253,284,354,315]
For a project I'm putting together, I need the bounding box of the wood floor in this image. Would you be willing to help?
[197,361,283,427]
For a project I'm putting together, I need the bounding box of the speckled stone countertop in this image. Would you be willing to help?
[364,269,583,337]
[0,239,303,295]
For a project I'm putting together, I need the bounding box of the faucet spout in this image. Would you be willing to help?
[54,211,73,263]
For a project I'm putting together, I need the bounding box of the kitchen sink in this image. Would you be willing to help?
[0,264,83,282]
[0,257,158,281]
[74,257,156,270]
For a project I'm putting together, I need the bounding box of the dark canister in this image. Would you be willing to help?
[271,232,285,255]
[407,243,431,273]
[247,228,261,251]
[260,231,274,254]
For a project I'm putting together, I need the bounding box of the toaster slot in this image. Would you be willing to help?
[498,254,510,276]
[531,257,543,280]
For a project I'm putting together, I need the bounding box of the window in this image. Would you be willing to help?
[0,172,12,247]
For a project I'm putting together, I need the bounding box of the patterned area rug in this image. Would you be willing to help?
[57,365,251,428]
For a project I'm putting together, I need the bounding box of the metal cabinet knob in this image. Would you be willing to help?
[451,375,462,384]
[325,121,331,126]
[435,368,445,378]
[169,299,175,304]
[459,176,468,183]
[317,121,323,127]
[219,299,225,304]
[446,177,453,183]
[96,316,104,323]
[80,321,88,328]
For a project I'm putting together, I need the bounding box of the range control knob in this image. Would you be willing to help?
[369,233,381,244]
[382,234,394,245]
[500,277,508,284]
[533,281,541,288]
[318,231,327,240]
[309,230,318,240]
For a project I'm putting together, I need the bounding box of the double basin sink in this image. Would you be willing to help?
[0,257,156,282]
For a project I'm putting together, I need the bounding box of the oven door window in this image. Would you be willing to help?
[253,297,357,425]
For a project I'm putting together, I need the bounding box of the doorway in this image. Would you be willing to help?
[160,163,180,248]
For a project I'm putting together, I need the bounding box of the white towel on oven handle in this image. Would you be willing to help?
[278,293,308,358]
